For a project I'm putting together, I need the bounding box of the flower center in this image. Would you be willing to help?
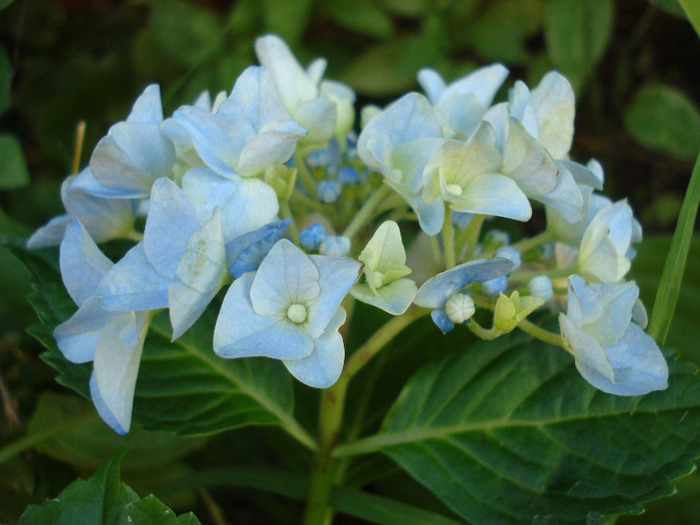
[287,303,308,324]
[446,183,463,196]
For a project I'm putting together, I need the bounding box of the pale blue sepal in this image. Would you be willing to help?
[414,258,514,308]
[565,274,604,326]
[529,71,575,159]
[216,66,290,126]
[442,172,532,221]
[583,281,638,345]
[213,272,314,360]
[90,313,148,434]
[535,165,584,224]
[307,254,362,338]
[227,219,291,278]
[575,323,668,396]
[237,120,307,176]
[143,178,201,279]
[351,279,417,315]
[502,118,558,197]
[557,159,604,191]
[98,243,170,311]
[508,81,538,139]
[254,34,320,115]
[294,97,336,145]
[430,308,454,334]
[126,84,164,124]
[250,239,321,317]
[60,220,113,306]
[560,313,616,384]
[182,167,280,243]
[90,122,175,198]
[70,165,146,198]
[168,210,228,340]
[436,93,485,138]
[26,215,70,249]
[416,68,446,102]
[54,295,108,364]
[283,307,347,388]
[418,64,508,108]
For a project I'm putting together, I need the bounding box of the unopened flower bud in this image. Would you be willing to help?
[527,275,553,302]
[482,275,507,296]
[319,235,351,257]
[495,246,521,272]
[445,293,476,324]
[299,222,327,252]
[431,309,454,334]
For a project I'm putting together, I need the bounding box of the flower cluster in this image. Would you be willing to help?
[30,34,668,434]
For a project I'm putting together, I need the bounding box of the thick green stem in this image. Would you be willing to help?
[517,319,566,349]
[510,230,554,254]
[342,184,391,240]
[457,214,485,261]
[302,307,428,524]
[280,200,300,244]
[296,148,319,198]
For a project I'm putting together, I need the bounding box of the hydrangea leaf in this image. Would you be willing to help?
[15,451,202,525]
[336,330,700,524]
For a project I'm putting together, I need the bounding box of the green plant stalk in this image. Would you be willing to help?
[302,307,428,524]
[342,184,391,240]
[280,200,300,244]
[457,213,485,261]
[442,207,456,269]
[648,148,700,344]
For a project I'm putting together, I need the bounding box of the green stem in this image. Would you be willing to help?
[429,234,443,270]
[511,266,575,282]
[467,319,501,340]
[457,214,485,261]
[510,230,554,255]
[517,319,566,349]
[280,200,300,244]
[296,148,319,199]
[342,184,392,240]
[302,307,428,524]
[442,208,456,270]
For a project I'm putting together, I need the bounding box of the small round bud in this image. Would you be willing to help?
[317,179,342,204]
[287,303,308,324]
[338,166,360,185]
[430,309,454,334]
[527,275,553,302]
[482,275,508,296]
[445,293,476,324]
[299,222,327,252]
[495,246,521,272]
[319,235,351,257]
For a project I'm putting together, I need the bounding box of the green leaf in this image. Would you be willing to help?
[379,0,429,17]
[631,235,700,362]
[0,0,15,11]
[467,0,545,64]
[149,0,224,67]
[15,451,202,525]
[262,0,313,46]
[322,0,394,39]
[647,0,687,17]
[544,0,614,88]
[163,465,462,525]
[648,149,700,345]
[335,331,700,524]
[679,0,700,38]
[0,45,10,115]
[3,237,315,449]
[0,134,29,190]
[624,84,700,162]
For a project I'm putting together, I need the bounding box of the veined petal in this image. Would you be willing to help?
[575,323,668,396]
[304,254,362,338]
[237,121,307,176]
[127,84,164,124]
[529,71,575,159]
[144,178,201,279]
[98,243,170,311]
[293,97,336,145]
[283,307,347,388]
[351,278,417,315]
[560,313,615,383]
[169,210,228,340]
[446,172,532,222]
[586,280,639,345]
[60,220,113,306]
[227,219,290,278]
[251,239,321,317]
[91,313,148,434]
[414,258,514,308]
[214,272,314,359]
[502,118,558,197]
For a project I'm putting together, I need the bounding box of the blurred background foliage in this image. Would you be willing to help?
[0,0,699,523]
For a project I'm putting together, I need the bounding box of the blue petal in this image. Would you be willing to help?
[430,308,454,333]
[227,219,291,278]
[98,243,170,311]
[213,272,314,360]
[414,258,514,309]
[283,307,347,388]
[60,220,113,306]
